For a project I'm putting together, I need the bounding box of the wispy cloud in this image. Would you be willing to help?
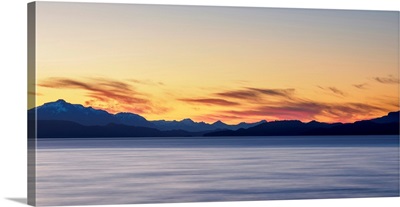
[40,78,148,104]
[215,87,295,100]
[215,90,259,100]
[353,83,368,89]
[318,86,346,96]
[247,87,295,97]
[220,101,325,121]
[178,98,240,106]
[214,100,385,123]
[328,87,345,96]
[39,77,168,114]
[179,85,391,123]
[374,75,399,84]
[128,79,164,86]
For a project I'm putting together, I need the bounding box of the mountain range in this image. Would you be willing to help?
[28,99,266,132]
[28,99,399,138]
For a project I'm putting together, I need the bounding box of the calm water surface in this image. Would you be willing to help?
[36,136,399,206]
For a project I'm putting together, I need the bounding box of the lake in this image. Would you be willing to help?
[35,135,399,206]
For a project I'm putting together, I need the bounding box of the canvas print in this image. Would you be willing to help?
[28,2,399,206]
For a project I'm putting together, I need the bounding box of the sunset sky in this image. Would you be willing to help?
[30,2,399,124]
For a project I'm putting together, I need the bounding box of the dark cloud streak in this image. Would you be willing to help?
[327,87,345,96]
[215,87,295,100]
[247,87,295,97]
[128,79,165,86]
[318,86,346,96]
[179,98,240,106]
[38,77,168,114]
[375,75,399,84]
[353,83,368,89]
[218,100,385,123]
[215,90,259,100]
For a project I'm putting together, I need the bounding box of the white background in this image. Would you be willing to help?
[0,0,399,207]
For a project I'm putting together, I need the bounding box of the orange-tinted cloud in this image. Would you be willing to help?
[247,87,295,98]
[215,87,295,100]
[38,77,168,115]
[181,86,389,123]
[375,75,399,84]
[186,84,387,123]
[220,102,324,122]
[318,86,346,96]
[217,100,385,123]
[328,87,345,96]
[215,90,259,100]
[353,83,368,89]
[128,79,164,86]
[178,98,240,106]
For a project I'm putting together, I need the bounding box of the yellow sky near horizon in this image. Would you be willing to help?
[30,2,399,124]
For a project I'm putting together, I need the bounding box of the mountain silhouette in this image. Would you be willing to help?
[30,99,266,132]
[29,100,399,138]
[204,112,399,137]
[29,99,155,128]
[369,111,399,124]
[304,120,399,135]
[152,118,265,132]
[205,120,334,136]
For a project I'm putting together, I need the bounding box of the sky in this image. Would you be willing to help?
[30,2,399,124]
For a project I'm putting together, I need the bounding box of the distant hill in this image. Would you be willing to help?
[204,112,399,136]
[205,120,338,136]
[305,120,399,135]
[152,119,266,132]
[369,111,399,124]
[35,120,194,138]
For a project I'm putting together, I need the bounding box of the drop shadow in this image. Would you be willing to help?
[6,198,27,205]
